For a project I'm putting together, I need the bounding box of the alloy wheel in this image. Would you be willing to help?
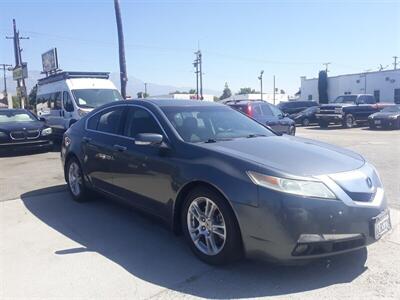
[187,197,226,256]
[68,161,82,197]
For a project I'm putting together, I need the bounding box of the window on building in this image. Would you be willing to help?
[395,89,400,104]
[374,90,380,102]
[308,95,312,100]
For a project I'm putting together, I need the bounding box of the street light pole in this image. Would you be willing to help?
[144,82,148,98]
[258,70,264,101]
[114,0,128,99]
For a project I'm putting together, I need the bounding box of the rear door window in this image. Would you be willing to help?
[260,104,273,116]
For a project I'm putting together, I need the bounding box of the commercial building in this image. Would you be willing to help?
[299,69,400,103]
[151,93,215,102]
[220,93,291,105]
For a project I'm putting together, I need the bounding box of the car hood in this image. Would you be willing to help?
[320,103,352,109]
[199,135,365,177]
[370,112,400,118]
[0,121,45,132]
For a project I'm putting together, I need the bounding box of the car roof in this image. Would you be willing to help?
[225,100,265,105]
[145,99,223,107]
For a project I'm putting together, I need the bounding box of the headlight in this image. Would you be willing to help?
[41,127,52,136]
[0,131,7,138]
[389,115,398,119]
[334,107,343,114]
[77,109,88,117]
[247,171,337,199]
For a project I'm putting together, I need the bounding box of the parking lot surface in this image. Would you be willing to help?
[1,127,399,299]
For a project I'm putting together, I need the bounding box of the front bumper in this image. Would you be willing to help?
[0,139,53,154]
[234,171,389,263]
[316,113,343,124]
[368,118,398,128]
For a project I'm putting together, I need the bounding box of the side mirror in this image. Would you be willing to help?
[39,117,46,123]
[134,133,163,146]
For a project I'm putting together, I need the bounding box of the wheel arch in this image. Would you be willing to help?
[172,180,242,241]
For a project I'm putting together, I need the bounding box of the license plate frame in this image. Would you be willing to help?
[373,210,391,240]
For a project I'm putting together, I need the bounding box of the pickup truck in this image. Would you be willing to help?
[316,94,385,128]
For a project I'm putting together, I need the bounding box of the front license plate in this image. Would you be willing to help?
[373,210,391,240]
[374,120,381,125]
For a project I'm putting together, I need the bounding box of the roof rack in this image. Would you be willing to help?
[37,71,110,85]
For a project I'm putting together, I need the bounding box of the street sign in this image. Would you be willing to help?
[12,63,28,80]
[42,48,59,73]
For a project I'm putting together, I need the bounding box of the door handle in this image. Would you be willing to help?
[113,144,127,152]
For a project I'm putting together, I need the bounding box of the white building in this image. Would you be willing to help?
[151,93,215,102]
[220,93,291,105]
[299,69,400,103]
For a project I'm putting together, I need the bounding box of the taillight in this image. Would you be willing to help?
[248,104,253,117]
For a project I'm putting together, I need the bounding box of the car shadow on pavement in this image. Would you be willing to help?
[21,185,368,299]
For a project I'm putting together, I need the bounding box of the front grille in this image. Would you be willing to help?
[26,130,40,139]
[319,110,335,114]
[10,131,25,140]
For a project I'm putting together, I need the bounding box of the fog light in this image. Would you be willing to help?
[293,244,310,256]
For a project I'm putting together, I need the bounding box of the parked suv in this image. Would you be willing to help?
[316,94,379,128]
[278,100,318,115]
[226,100,296,135]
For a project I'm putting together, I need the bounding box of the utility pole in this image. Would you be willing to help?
[193,52,200,100]
[144,82,148,98]
[323,62,331,73]
[0,64,12,99]
[273,75,276,105]
[198,51,203,100]
[6,19,29,108]
[393,56,398,70]
[114,0,128,99]
[258,70,264,101]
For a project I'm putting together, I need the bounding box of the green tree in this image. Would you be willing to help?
[237,87,256,95]
[189,89,196,94]
[137,91,149,98]
[12,96,21,108]
[219,82,232,100]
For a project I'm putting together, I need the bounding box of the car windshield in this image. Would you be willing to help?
[331,95,357,103]
[72,89,123,108]
[269,104,284,117]
[161,105,275,143]
[0,110,37,123]
[382,106,400,113]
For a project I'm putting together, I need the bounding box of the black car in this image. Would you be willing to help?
[278,100,318,115]
[61,99,390,265]
[0,109,53,154]
[316,94,380,128]
[225,100,296,135]
[368,105,400,129]
[289,106,319,126]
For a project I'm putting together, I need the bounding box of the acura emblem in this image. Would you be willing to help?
[366,177,373,188]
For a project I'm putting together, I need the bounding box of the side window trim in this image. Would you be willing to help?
[85,104,169,142]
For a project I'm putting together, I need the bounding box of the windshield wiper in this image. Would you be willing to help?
[204,138,217,143]
[246,134,267,138]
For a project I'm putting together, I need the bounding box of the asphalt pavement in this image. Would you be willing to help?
[0,127,399,299]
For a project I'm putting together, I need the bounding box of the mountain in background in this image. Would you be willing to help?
[2,70,219,97]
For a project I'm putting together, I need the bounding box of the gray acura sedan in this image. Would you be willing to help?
[61,99,391,265]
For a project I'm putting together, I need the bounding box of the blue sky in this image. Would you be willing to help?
[1,0,399,95]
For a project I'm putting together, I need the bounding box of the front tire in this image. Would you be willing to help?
[66,157,90,202]
[319,120,329,128]
[181,187,242,265]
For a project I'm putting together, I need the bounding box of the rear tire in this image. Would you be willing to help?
[181,186,243,265]
[66,157,91,202]
[343,114,355,128]
[302,118,310,127]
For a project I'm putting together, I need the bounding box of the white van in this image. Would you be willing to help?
[36,71,123,137]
